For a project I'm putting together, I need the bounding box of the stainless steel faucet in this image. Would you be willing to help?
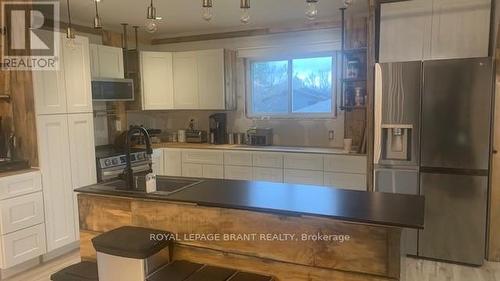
[122,126,153,189]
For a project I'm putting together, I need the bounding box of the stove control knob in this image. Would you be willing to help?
[112,158,119,165]
[137,154,144,160]
[104,159,112,166]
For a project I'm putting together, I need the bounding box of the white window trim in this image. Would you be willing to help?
[245,52,339,120]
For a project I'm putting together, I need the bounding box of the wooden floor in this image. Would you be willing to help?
[3,250,500,281]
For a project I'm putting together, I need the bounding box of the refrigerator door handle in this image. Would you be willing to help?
[420,166,488,176]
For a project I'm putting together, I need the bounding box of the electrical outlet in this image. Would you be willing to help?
[328,130,335,141]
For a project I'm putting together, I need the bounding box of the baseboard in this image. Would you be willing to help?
[0,257,42,280]
[42,241,80,262]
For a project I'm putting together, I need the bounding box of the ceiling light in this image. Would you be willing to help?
[305,0,319,21]
[343,0,354,7]
[93,0,103,29]
[145,0,160,33]
[65,0,76,48]
[202,0,213,22]
[240,0,250,24]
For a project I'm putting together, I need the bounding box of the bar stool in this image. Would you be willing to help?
[50,261,98,281]
[92,226,173,281]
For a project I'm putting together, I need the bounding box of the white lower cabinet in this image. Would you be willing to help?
[202,165,224,179]
[284,169,324,186]
[152,149,164,175]
[0,172,46,269]
[0,224,47,268]
[324,172,366,191]
[0,192,44,235]
[253,167,283,183]
[37,115,76,252]
[284,153,323,171]
[182,163,203,178]
[164,148,182,176]
[225,166,253,181]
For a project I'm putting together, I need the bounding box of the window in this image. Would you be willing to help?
[248,55,336,118]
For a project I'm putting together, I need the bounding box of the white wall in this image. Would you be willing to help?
[129,28,345,148]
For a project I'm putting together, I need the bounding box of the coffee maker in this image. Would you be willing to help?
[209,113,227,144]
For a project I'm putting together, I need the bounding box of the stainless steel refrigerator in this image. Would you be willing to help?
[374,58,493,265]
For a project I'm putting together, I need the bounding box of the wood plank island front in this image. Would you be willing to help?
[76,178,424,281]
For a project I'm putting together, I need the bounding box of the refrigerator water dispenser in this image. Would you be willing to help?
[382,126,412,161]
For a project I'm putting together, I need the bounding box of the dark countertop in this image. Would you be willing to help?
[75,178,424,229]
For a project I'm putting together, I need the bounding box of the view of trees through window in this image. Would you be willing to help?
[250,56,334,117]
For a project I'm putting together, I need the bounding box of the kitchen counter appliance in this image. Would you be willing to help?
[374,58,493,265]
[209,113,227,144]
[91,78,134,101]
[247,128,273,146]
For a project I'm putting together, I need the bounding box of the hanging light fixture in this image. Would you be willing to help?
[305,0,319,21]
[240,0,250,24]
[145,0,162,33]
[93,0,103,29]
[65,0,76,48]
[202,0,213,22]
[343,0,354,7]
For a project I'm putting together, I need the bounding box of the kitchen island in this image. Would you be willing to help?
[76,178,424,281]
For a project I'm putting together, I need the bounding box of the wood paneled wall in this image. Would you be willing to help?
[0,0,38,166]
[78,194,403,281]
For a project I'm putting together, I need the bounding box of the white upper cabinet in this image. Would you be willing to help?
[197,49,225,109]
[173,51,199,109]
[140,51,174,110]
[35,34,92,114]
[62,35,93,113]
[379,0,490,62]
[89,44,124,79]
[379,0,432,62]
[430,0,490,60]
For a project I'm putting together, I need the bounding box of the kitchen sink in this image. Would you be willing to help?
[102,177,203,195]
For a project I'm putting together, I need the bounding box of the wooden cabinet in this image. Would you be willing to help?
[379,0,490,62]
[202,165,224,179]
[36,115,76,251]
[164,148,182,176]
[324,155,366,174]
[140,52,174,110]
[89,44,124,78]
[62,35,93,113]
[197,49,225,109]
[34,34,92,114]
[173,51,199,109]
[252,152,283,168]
[430,0,490,59]
[182,163,203,178]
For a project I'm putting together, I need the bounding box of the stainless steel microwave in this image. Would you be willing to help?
[91,78,134,101]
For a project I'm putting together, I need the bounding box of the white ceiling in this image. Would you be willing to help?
[60,0,368,39]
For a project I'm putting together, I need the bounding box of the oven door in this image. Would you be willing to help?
[98,163,150,182]
[92,78,134,101]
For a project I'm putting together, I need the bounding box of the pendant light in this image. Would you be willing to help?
[145,0,161,33]
[93,0,103,29]
[305,0,319,21]
[202,0,213,22]
[65,0,76,48]
[240,0,250,24]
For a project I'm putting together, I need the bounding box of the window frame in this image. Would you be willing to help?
[245,52,339,119]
